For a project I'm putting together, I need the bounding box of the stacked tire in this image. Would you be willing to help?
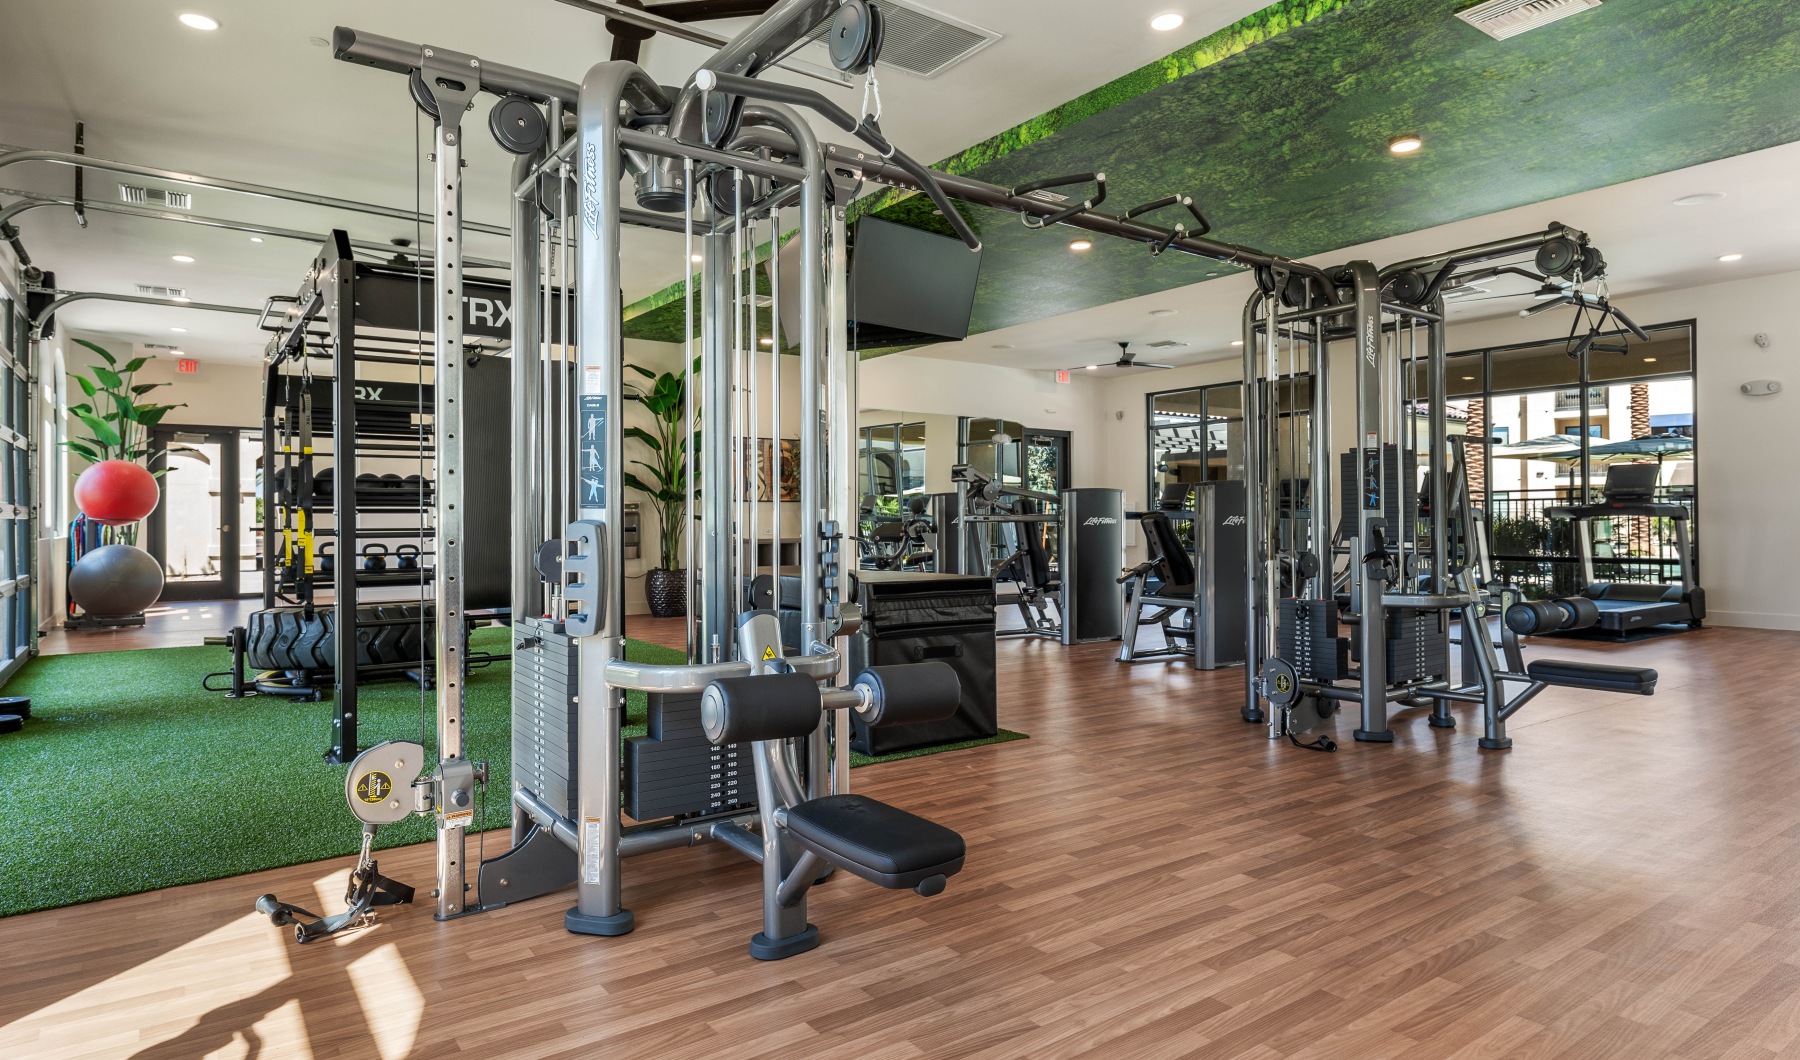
[245,604,435,671]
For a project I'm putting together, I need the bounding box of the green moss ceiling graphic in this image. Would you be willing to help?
[625,0,1800,347]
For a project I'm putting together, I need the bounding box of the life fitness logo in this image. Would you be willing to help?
[1082,516,1117,526]
[582,142,602,235]
[1363,314,1379,368]
[1222,515,1247,527]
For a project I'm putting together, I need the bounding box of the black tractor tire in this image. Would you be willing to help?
[245,605,435,672]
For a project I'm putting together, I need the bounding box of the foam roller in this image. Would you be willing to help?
[854,662,962,728]
[1505,596,1601,635]
[701,673,822,745]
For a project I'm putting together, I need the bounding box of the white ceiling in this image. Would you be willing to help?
[0,0,1269,365]
[912,140,1800,377]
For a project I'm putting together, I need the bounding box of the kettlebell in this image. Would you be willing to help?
[362,543,390,572]
[380,473,404,489]
[314,467,334,499]
[356,473,381,493]
[394,544,422,571]
[317,542,335,573]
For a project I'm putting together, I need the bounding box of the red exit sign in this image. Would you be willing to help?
[176,358,199,374]
[1054,369,1071,384]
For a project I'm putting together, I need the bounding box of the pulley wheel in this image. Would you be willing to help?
[828,0,885,74]
[489,95,548,155]
[1535,236,1582,279]
[1389,269,1430,305]
[1262,657,1301,708]
[409,67,440,119]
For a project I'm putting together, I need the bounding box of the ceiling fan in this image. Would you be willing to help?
[1072,342,1175,372]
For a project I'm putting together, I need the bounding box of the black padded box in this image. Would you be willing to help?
[848,571,997,756]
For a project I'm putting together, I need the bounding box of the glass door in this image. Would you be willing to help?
[146,427,242,601]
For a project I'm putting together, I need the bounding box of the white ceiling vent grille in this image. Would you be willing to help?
[134,284,188,300]
[118,184,193,210]
[1455,0,1602,40]
[809,1,1000,78]
[1146,340,1190,350]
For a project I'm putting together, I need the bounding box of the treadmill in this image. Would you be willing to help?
[1545,463,1704,636]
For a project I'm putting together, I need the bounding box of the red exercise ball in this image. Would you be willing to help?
[74,460,160,526]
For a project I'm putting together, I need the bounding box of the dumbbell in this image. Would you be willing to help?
[1505,595,1601,635]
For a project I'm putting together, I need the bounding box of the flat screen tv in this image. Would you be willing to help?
[778,216,983,349]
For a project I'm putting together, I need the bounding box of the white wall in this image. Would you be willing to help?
[1443,269,1797,630]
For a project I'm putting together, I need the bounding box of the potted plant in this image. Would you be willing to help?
[623,360,694,618]
[61,340,184,547]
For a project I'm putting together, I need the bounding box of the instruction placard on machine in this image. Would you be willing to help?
[580,395,607,509]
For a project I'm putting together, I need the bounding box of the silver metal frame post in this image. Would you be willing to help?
[566,60,666,937]
[1348,261,1393,744]
[419,47,480,920]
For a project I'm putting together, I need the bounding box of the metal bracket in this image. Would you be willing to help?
[420,45,481,140]
[437,757,477,831]
[564,519,607,637]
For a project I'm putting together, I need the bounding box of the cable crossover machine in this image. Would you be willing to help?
[255,0,1396,956]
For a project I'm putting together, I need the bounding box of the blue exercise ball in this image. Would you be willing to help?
[69,544,164,617]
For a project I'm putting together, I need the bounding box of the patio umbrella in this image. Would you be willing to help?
[1489,434,1582,462]
[1584,434,1695,463]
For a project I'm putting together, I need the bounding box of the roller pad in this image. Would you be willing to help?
[701,672,822,745]
[853,661,961,728]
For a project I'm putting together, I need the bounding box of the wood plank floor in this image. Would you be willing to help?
[3,621,1797,1059]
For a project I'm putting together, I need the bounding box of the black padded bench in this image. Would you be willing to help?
[1527,658,1658,696]
[785,794,966,895]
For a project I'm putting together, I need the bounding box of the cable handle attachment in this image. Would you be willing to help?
[1124,194,1213,252]
[1013,172,1106,230]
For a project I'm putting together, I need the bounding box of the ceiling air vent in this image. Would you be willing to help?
[119,184,194,210]
[1455,0,1602,41]
[809,1,1000,78]
[134,284,188,300]
[1146,340,1189,350]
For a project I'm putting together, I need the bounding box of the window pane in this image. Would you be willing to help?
[1489,339,1579,393]
[1588,325,1693,382]
[1204,384,1244,420]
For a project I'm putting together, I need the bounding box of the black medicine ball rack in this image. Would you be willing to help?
[237,232,513,763]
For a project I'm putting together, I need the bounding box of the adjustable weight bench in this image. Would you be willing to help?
[702,614,967,959]
[1118,510,1198,662]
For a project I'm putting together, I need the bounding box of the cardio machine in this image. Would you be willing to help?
[1533,463,1704,638]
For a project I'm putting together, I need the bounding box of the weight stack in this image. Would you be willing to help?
[1338,445,1419,543]
[512,617,578,817]
[625,693,754,821]
[1385,610,1449,684]
[1278,598,1349,682]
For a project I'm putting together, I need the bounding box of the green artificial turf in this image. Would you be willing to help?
[0,631,1023,917]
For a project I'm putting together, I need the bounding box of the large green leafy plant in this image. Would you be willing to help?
[622,361,695,571]
[61,340,183,468]
[60,340,184,544]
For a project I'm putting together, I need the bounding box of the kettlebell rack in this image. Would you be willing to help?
[259,232,512,763]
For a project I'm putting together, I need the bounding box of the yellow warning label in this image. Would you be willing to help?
[762,646,777,661]
[355,771,393,804]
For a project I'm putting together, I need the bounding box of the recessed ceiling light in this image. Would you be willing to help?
[1150,13,1185,31]
[171,296,191,303]
[171,327,188,333]
[1642,357,1658,363]
[1230,340,1243,347]
[249,236,264,243]
[1718,253,1743,262]
[1461,375,1476,381]
[1085,365,1100,370]
[170,349,185,356]
[1150,309,1177,317]
[1673,193,1724,207]
[1069,239,1093,252]
[1388,134,1423,155]
[171,254,195,263]
[178,13,219,31]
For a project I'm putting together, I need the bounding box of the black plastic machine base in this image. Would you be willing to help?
[566,905,636,937]
[1428,715,1457,729]
[750,924,820,961]
[1478,737,1514,750]
[1242,707,1266,724]
[1353,728,1395,743]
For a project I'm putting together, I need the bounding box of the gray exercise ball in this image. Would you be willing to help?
[69,544,165,617]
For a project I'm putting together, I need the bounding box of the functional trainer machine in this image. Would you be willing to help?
[1240,225,1662,749]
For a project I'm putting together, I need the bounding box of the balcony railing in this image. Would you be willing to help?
[1478,486,1696,598]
